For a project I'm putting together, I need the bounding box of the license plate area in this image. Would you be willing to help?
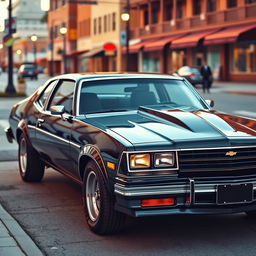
[217,183,253,205]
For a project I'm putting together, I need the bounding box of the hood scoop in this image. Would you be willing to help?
[139,106,193,131]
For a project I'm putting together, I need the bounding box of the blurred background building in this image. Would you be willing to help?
[0,0,256,81]
[47,0,122,74]
[128,0,256,81]
[13,0,48,67]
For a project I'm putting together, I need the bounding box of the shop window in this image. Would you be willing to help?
[142,52,161,73]
[94,18,97,35]
[164,1,173,21]
[207,0,216,12]
[177,0,184,19]
[246,0,256,3]
[98,17,102,34]
[144,9,149,25]
[230,43,256,73]
[151,3,159,24]
[54,25,58,38]
[104,15,107,33]
[227,0,237,8]
[112,13,116,31]
[108,14,111,31]
[193,0,201,15]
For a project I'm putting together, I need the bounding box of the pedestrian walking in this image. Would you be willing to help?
[200,61,212,93]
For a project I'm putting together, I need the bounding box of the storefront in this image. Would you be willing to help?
[142,51,161,73]
[230,42,256,74]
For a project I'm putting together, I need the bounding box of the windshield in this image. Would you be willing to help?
[79,78,207,114]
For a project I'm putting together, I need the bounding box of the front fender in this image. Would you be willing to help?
[78,144,108,181]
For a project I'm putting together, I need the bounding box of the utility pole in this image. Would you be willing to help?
[121,2,130,72]
[5,0,16,94]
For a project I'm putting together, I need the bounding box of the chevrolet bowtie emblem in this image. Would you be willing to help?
[226,151,237,157]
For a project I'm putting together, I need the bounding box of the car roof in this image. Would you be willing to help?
[51,73,184,83]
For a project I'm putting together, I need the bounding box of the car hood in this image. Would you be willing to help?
[83,107,256,148]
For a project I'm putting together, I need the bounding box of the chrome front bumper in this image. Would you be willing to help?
[115,180,256,197]
[115,178,256,207]
[114,177,256,217]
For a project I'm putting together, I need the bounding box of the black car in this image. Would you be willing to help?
[18,64,38,80]
[174,66,203,87]
[5,73,256,235]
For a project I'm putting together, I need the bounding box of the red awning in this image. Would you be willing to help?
[143,35,183,52]
[66,49,87,56]
[204,23,256,45]
[171,29,218,49]
[128,41,145,53]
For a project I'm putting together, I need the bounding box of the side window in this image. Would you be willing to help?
[37,80,58,109]
[47,80,75,115]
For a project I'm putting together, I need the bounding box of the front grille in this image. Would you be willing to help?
[179,147,256,177]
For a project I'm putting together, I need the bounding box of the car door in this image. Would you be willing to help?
[30,79,59,147]
[36,79,76,174]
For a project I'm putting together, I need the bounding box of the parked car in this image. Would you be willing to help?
[18,64,38,80]
[5,73,256,235]
[37,66,45,74]
[174,66,203,87]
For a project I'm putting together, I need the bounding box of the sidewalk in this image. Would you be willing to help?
[213,81,256,95]
[0,202,44,256]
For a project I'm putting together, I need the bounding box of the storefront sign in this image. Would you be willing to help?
[103,42,117,56]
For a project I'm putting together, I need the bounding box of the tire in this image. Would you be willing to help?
[18,133,45,182]
[83,160,126,235]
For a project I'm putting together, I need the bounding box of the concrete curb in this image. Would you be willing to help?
[225,91,256,96]
[0,204,44,256]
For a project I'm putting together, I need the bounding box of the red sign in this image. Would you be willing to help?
[103,42,117,52]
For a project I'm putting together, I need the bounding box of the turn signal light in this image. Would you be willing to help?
[141,198,175,207]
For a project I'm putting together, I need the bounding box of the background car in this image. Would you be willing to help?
[37,66,45,74]
[174,66,203,87]
[18,64,38,80]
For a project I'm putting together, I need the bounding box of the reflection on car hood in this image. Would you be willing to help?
[83,107,256,148]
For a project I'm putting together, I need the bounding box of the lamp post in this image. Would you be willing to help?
[59,26,67,74]
[121,6,130,72]
[30,34,38,68]
[5,0,16,94]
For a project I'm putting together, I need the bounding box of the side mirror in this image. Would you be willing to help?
[50,105,65,115]
[205,99,214,108]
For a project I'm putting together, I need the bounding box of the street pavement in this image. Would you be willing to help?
[0,72,256,255]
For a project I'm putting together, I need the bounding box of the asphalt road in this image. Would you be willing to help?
[2,161,256,256]
[0,75,256,255]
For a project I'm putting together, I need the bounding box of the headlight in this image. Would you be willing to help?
[154,153,175,167]
[130,154,150,169]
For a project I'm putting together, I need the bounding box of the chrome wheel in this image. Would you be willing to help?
[86,171,101,222]
[19,137,27,174]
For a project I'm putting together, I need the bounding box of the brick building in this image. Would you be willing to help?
[127,0,256,81]
[48,0,122,74]
[48,0,78,74]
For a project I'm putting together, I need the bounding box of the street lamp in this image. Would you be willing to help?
[121,7,130,71]
[59,26,67,74]
[16,49,22,64]
[30,34,38,67]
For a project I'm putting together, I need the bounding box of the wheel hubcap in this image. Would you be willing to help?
[86,171,101,222]
[19,138,27,174]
